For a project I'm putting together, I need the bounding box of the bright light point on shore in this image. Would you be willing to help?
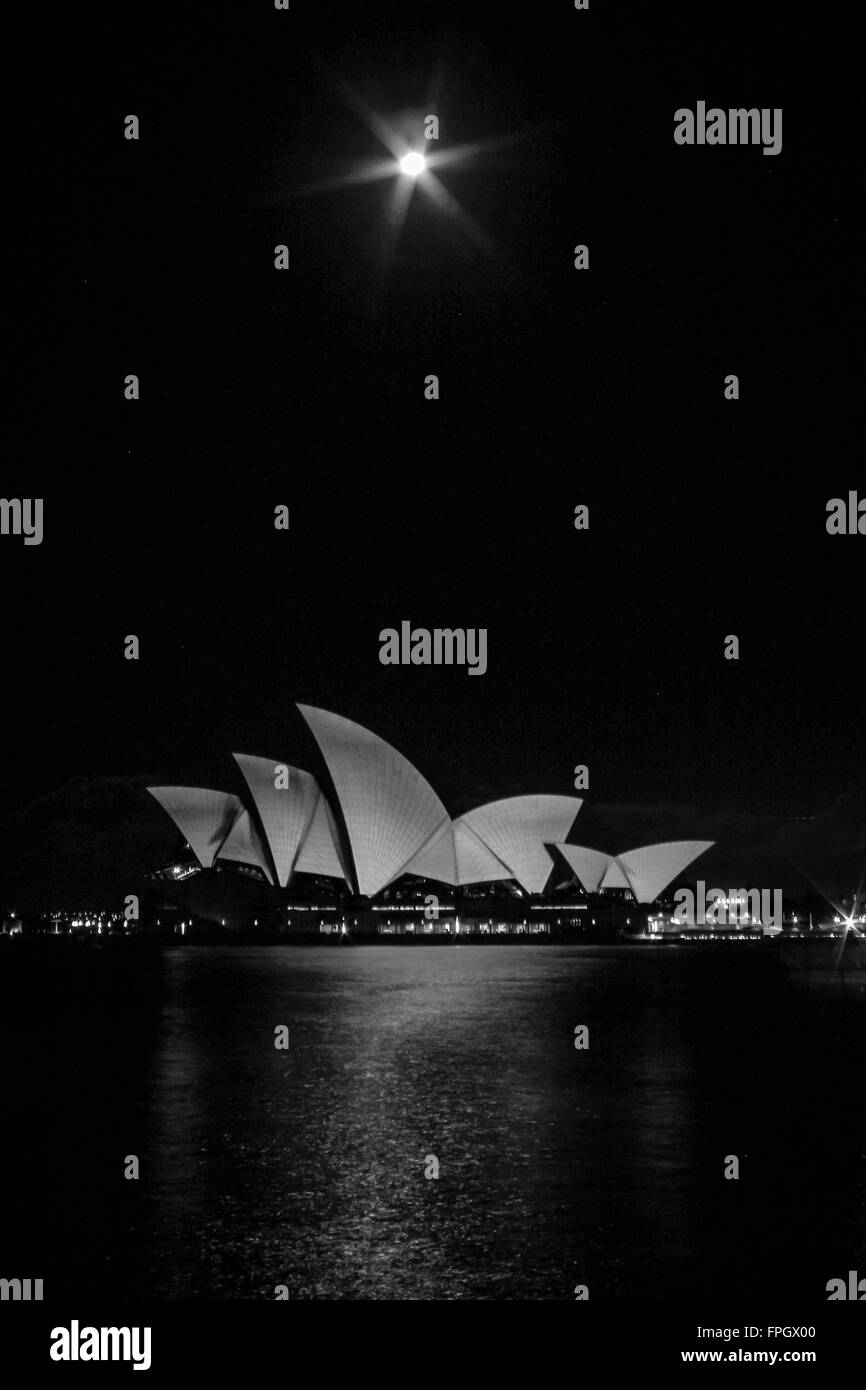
[400,152,426,176]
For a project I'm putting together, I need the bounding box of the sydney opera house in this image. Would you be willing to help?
[147,705,714,938]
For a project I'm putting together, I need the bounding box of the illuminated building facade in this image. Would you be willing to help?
[146,705,714,937]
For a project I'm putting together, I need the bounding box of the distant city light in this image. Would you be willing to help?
[399,152,426,176]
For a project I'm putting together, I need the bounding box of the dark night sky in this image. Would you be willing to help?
[4,2,863,899]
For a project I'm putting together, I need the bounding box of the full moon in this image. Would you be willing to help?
[399,152,426,177]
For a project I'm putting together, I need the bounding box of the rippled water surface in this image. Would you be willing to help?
[7,942,864,1301]
[129,945,865,1300]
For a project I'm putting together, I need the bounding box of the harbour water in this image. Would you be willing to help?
[5,943,865,1300]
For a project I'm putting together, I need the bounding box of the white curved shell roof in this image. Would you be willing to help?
[147,787,241,868]
[399,820,460,884]
[617,840,714,903]
[149,716,712,905]
[294,791,350,882]
[397,818,514,886]
[555,843,611,893]
[599,857,632,890]
[297,704,451,896]
[232,755,321,889]
[458,794,583,893]
[554,839,715,901]
[217,807,275,884]
[453,821,513,884]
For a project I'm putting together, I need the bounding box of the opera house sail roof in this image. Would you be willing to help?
[457,795,583,894]
[218,807,275,885]
[297,704,452,897]
[147,787,242,869]
[399,817,514,887]
[555,841,715,903]
[232,755,322,889]
[145,708,713,905]
[293,790,351,883]
[552,844,610,894]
